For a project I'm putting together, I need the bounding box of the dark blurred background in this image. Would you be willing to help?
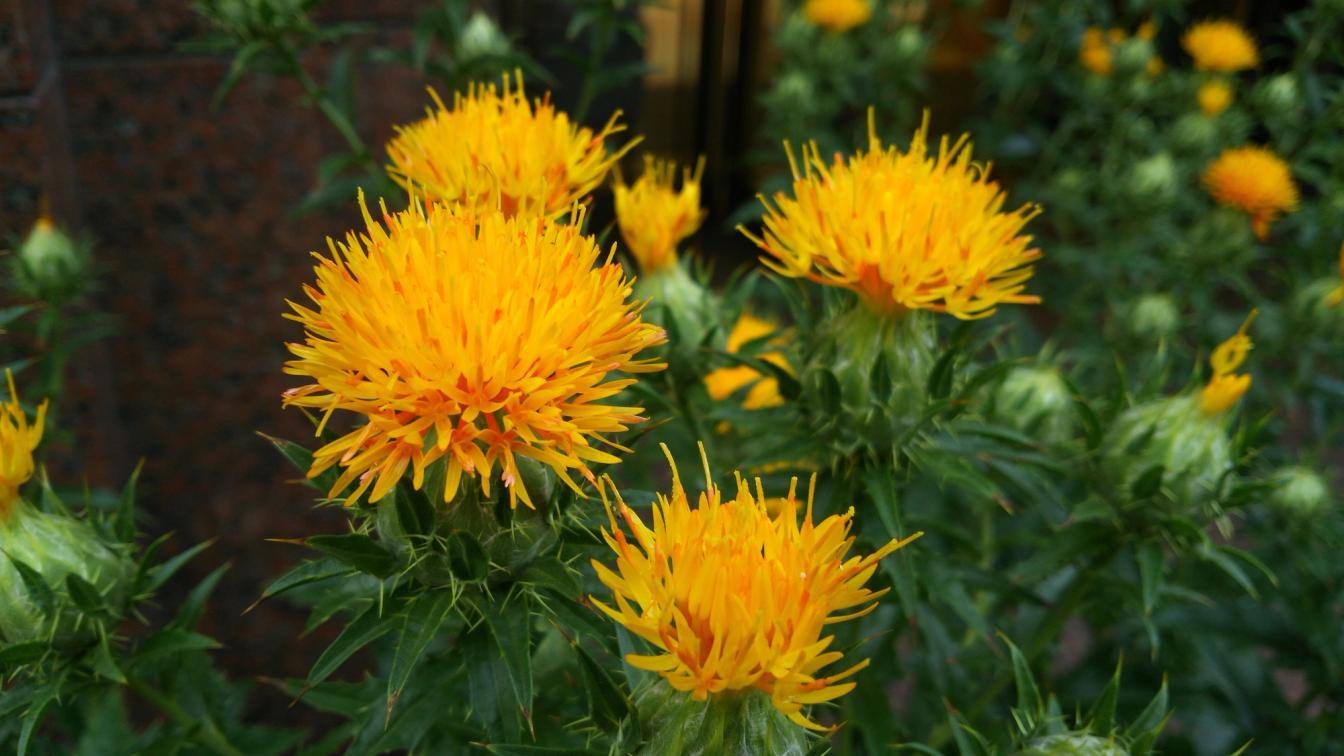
[0,0,1298,727]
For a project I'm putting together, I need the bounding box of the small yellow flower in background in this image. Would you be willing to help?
[1203,146,1299,240]
[1147,56,1165,76]
[1182,20,1259,72]
[613,155,706,273]
[704,313,791,410]
[1137,20,1158,40]
[591,446,920,730]
[386,72,636,220]
[0,373,45,520]
[1198,80,1234,116]
[742,111,1041,319]
[803,0,872,33]
[1079,27,1114,75]
[1327,243,1344,307]
[283,198,666,509]
[1199,311,1256,416]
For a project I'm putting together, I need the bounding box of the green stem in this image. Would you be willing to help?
[278,45,371,166]
[128,676,244,756]
[572,20,611,124]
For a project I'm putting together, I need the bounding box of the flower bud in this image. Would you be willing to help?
[1020,733,1127,756]
[1267,465,1331,519]
[1124,293,1180,340]
[1127,152,1177,200]
[1112,38,1155,76]
[634,262,715,364]
[14,215,89,302]
[1254,74,1299,114]
[0,503,133,646]
[635,680,812,756]
[457,11,511,61]
[1100,395,1233,509]
[990,366,1075,442]
[1293,276,1344,329]
[1172,113,1217,152]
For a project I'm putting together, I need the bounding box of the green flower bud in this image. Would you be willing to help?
[1254,74,1300,114]
[634,261,715,364]
[1052,168,1089,197]
[990,365,1075,442]
[807,303,936,450]
[1267,465,1331,518]
[1112,39,1154,76]
[635,680,812,756]
[0,502,133,646]
[1124,293,1180,339]
[1292,276,1344,329]
[457,11,511,61]
[1101,395,1232,509]
[14,215,90,302]
[1172,113,1217,152]
[1127,152,1177,200]
[1020,733,1127,756]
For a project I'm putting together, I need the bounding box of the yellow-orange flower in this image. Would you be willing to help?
[1328,243,1344,307]
[1199,311,1256,415]
[1137,20,1158,40]
[742,111,1041,319]
[1079,27,1114,75]
[1203,146,1298,240]
[704,313,790,410]
[0,372,45,520]
[613,155,706,272]
[386,73,636,220]
[1198,80,1233,116]
[283,198,666,509]
[803,0,872,32]
[1182,20,1258,72]
[591,447,920,730]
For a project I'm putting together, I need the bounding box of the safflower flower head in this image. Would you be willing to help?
[591,446,920,730]
[614,155,706,273]
[386,72,636,220]
[283,197,667,509]
[803,0,872,33]
[0,372,46,520]
[1182,20,1259,72]
[1079,27,1115,75]
[1202,146,1299,240]
[1199,310,1256,416]
[703,313,790,410]
[1197,80,1233,116]
[741,111,1041,319]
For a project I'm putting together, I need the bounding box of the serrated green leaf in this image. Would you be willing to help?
[132,628,220,666]
[387,591,459,705]
[1087,657,1123,734]
[308,602,396,687]
[306,533,399,578]
[251,558,354,610]
[66,573,106,614]
[0,641,48,670]
[574,644,630,733]
[172,563,229,630]
[146,539,215,593]
[4,553,54,617]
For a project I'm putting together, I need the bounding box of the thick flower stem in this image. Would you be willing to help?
[128,676,244,756]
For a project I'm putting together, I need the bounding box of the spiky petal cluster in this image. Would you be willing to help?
[803,0,872,32]
[1198,80,1233,116]
[283,198,666,509]
[742,112,1041,319]
[1182,20,1258,72]
[386,73,635,220]
[591,447,920,730]
[1203,146,1298,240]
[1199,311,1256,416]
[613,155,706,272]
[704,313,790,410]
[0,373,45,520]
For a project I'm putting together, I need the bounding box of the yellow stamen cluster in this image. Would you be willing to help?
[1198,80,1233,116]
[0,372,46,520]
[802,0,872,33]
[704,313,790,410]
[742,112,1041,319]
[283,197,666,509]
[1199,311,1256,416]
[613,155,706,273]
[591,447,919,730]
[1182,20,1258,72]
[1328,243,1344,308]
[1203,146,1299,240]
[386,73,635,220]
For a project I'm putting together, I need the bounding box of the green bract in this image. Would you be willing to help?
[1101,395,1232,509]
[634,680,812,756]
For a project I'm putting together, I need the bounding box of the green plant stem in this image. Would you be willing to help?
[278,45,371,166]
[128,676,244,756]
[572,21,610,124]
